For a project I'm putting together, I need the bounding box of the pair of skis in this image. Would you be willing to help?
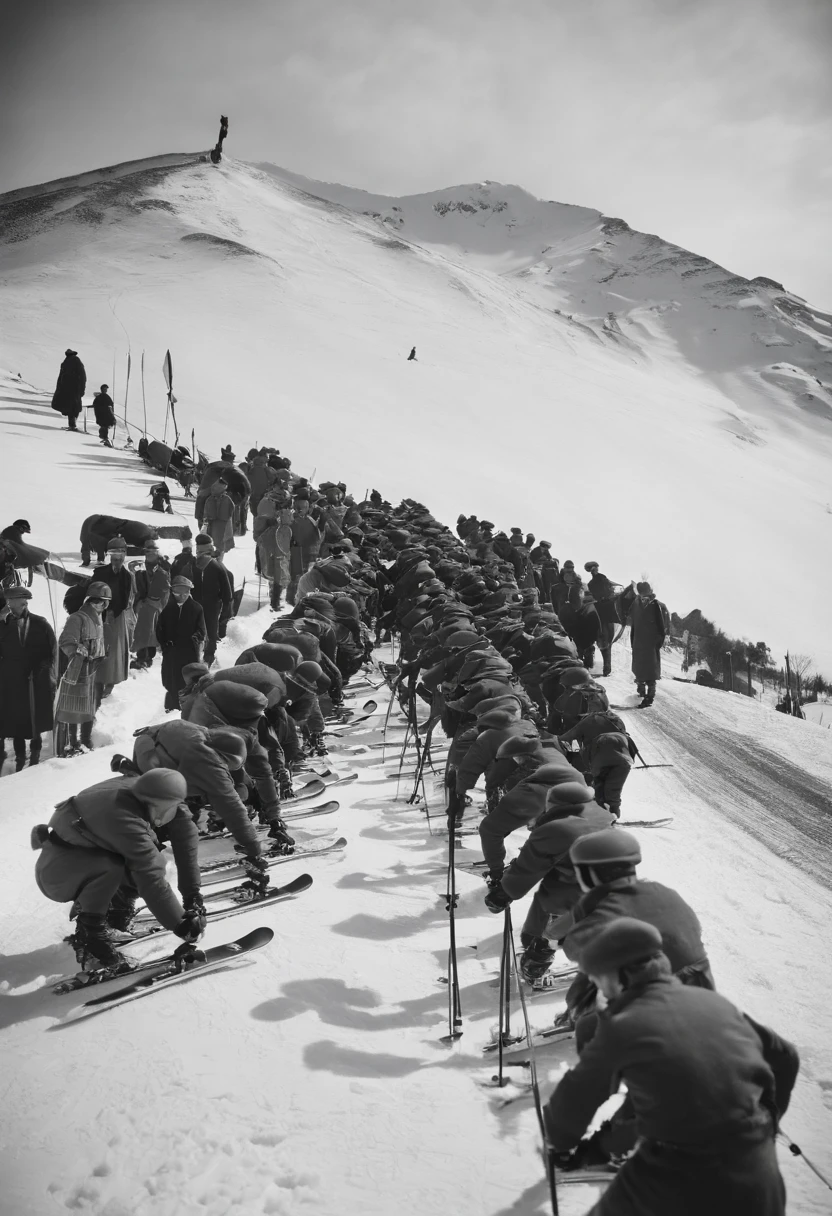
[53,925,277,1019]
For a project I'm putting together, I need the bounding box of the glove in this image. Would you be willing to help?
[242,855,271,895]
[173,908,205,942]
[267,819,295,853]
[484,885,511,914]
[184,891,207,925]
[278,771,294,800]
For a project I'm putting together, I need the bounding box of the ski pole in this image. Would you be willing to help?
[496,911,512,1086]
[780,1132,832,1191]
[440,825,463,1042]
[506,908,559,1215]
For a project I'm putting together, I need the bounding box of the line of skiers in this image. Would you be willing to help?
[378,501,798,1215]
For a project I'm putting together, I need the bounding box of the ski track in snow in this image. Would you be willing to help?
[0,374,831,1215]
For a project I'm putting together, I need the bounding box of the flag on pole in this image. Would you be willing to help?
[162,350,179,446]
[123,352,132,427]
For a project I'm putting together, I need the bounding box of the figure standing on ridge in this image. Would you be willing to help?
[210,116,229,164]
[51,349,86,432]
[407,347,417,361]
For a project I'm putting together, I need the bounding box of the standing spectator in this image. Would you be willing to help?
[50,349,86,431]
[156,576,206,711]
[131,542,171,669]
[0,587,57,772]
[55,582,109,755]
[191,534,231,665]
[627,580,671,707]
[584,562,620,676]
[288,491,324,605]
[92,538,136,703]
[92,384,116,446]
[170,532,196,583]
[203,477,235,555]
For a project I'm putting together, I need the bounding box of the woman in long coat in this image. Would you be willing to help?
[0,587,57,769]
[132,549,171,667]
[627,581,670,706]
[203,480,235,555]
[254,495,293,609]
[92,541,136,697]
[55,583,109,754]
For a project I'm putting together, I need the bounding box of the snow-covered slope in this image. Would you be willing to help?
[1,374,832,1215]
[1,155,831,673]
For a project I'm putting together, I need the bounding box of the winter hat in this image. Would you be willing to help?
[570,829,642,868]
[133,768,188,803]
[195,534,215,554]
[206,681,269,722]
[544,781,593,809]
[496,735,544,759]
[526,764,581,787]
[301,594,336,619]
[562,561,575,570]
[213,664,286,706]
[241,642,303,673]
[636,581,654,595]
[584,562,600,572]
[333,597,360,621]
[445,630,482,651]
[171,576,193,589]
[207,728,248,770]
[85,581,113,601]
[106,536,127,553]
[11,519,30,532]
[476,708,520,730]
[473,694,524,718]
[182,662,210,686]
[65,349,78,356]
[289,660,325,694]
[5,586,32,601]
[579,918,664,978]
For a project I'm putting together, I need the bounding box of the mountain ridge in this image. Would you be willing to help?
[1,152,831,669]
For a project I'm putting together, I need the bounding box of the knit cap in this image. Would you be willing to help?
[133,768,187,802]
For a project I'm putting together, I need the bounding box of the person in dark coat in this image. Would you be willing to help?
[51,349,86,430]
[155,576,206,711]
[542,918,798,1215]
[32,769,204,968]
[627,581,670,707]
[92,385,116,445]
[191,534,231,665]
[0,519,31,545]
[79,515,158,567]
[483,783,615,985]
[0,587,57,771]
[551,828,715,1031]
[559,583,602,669]
[585,562,620,676]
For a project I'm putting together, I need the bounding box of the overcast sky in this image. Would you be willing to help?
[3,0,831,307]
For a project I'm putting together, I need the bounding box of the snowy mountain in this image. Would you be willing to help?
[1,153,831,669]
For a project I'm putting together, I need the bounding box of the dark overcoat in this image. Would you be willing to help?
[51,354,86,418]
[0,611,57,735]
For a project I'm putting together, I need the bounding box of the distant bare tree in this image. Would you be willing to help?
[790,654,815,686]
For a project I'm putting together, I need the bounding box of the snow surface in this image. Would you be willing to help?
[0,156,831,671]
[1,373,832,1215]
